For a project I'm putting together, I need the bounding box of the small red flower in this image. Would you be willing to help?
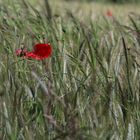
[106,10,113,17]
[16,43,52,60]
[16,48,28,57]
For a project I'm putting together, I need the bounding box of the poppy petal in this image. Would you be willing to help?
[26,52,44,60]
[33,43,52,58]
[16,48,28,57]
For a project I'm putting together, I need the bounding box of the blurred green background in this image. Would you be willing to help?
[64,0,140,3]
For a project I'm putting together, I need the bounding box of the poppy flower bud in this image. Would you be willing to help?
[106,10,113,17]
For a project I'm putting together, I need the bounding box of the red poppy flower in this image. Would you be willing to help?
[106,10,113,17]
[16,48,28,57]
[16,43,52,60]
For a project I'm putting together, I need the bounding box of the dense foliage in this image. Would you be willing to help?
[0,0,140,139]
[65,0,140,3]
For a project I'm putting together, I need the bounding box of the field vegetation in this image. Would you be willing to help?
[0,0,140,139]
